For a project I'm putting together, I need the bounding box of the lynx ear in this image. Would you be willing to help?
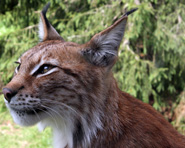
[82,8,137,67]
[39,2,64,42]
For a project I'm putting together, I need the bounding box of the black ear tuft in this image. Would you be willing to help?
[41,2,51,28]
[123,8,138,16]
[42,2,51,15]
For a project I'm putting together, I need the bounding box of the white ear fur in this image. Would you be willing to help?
[82,16,127,67]
[38,18,45,41]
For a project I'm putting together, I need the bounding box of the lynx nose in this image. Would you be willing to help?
[2,88,17,103]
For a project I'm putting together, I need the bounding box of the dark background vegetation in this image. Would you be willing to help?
[0,0,185,144]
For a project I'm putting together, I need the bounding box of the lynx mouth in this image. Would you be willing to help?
[7,106,49,126]
[11,108,47,115]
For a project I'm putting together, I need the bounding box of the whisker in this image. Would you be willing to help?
[40,104,75,133]
[41,99,85,121]
[41,104,64,120]
[37,107,60,130]
[32,108,41,121]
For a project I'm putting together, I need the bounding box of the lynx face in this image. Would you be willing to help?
[3,3,130,148]
[4,41,97,126]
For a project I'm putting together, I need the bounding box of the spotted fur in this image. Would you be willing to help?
[3,3,185,148]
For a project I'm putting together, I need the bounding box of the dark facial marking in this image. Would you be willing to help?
[73,120,84,147]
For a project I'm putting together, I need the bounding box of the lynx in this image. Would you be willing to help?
[2,3,185,148]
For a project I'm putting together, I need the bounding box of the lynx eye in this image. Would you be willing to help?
[14,61,21,73]
[37,64,54,75]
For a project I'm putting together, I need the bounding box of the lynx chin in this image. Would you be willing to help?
[2,2,185,148]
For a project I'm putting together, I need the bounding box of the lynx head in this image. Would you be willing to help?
[2,3,136,147]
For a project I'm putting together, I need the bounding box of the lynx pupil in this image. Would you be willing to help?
[37,64,53,75]
[41,65,50,74]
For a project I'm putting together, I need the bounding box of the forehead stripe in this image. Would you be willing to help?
[30,62,43,75]
[30,57,45,75]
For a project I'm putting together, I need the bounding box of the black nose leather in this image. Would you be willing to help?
[2,88,17,103]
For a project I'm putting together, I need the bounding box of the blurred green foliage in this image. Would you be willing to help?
[0,0,185,112]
